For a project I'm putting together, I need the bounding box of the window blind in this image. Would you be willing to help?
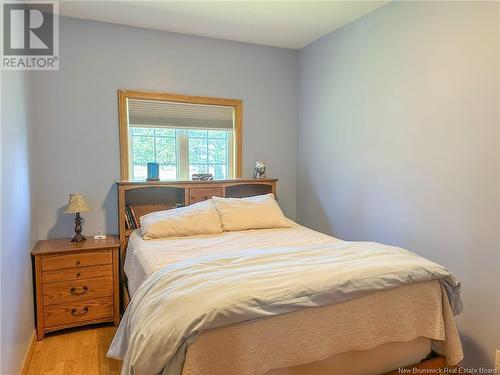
[128,99,234,130]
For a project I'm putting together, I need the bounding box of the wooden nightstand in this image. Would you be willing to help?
[31,236,120,340]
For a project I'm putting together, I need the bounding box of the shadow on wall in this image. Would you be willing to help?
[102,183,118,235]
[459,333,492,369]
[296,180,334,236]
[47,184,118,239]
[47,205,79,239]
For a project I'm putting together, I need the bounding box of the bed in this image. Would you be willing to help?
[109,180,463,375]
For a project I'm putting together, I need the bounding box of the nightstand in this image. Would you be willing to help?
[31,236,120,340]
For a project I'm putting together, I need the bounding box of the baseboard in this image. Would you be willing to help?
[20,331,36,375]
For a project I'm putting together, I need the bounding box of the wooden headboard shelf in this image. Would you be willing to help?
[117,178,277,308]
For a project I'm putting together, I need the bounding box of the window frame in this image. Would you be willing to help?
[118,89,242,180]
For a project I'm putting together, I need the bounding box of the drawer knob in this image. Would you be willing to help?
[76,272,81,278]
[75,260,81,266]
[70,286,88,295]
[71,307,89,316]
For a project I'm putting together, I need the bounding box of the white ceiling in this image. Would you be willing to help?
[58,1,388,49]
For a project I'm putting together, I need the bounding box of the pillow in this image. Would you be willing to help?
[212,193,291,231]
[140,199,222,240]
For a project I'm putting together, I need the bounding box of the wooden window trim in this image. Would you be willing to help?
[118,89,243,180]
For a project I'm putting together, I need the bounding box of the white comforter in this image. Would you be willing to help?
[124,221,336,296]
[109,230,462,375]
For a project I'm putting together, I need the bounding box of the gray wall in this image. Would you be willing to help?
[1,71,35,374]
[31,16,299,239]
[298,1,499,368]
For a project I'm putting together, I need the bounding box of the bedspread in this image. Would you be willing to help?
[183,281,462,375]
[108,240,462,375]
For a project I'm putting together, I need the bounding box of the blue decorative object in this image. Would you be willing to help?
[147,162,160,181]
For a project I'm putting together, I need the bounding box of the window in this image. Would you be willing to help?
[131,127,177,180]
[188,129,231,180]
[118,90,242,181]
[130,127,232,181]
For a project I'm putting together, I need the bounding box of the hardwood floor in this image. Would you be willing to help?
[25,325,122,375]
[24,325,457,375]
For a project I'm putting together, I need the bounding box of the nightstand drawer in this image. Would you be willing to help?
[189,187,222,204]
[44,297,114,328]
[42,251,112,271]
[43,276,113,305]
[42,264,112,284]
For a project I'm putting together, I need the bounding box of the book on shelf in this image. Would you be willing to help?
[128,205,140,228]
[124,207,135,229]
[124,208,130,229]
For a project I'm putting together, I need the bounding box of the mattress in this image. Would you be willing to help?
[125,220,336,296]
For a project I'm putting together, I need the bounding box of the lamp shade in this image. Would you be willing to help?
[64,193,91,214]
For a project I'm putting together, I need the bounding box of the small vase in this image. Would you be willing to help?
[253,162,266,179]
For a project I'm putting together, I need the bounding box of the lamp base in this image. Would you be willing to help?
[71,212,87,243]
[71,233,87,243]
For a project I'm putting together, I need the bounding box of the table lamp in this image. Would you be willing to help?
[64,193,91,242]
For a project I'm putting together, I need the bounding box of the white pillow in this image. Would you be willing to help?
[212,193,291,231]
[140,199,222,240]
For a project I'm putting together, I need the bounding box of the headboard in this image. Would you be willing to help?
[116,178,277,308]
